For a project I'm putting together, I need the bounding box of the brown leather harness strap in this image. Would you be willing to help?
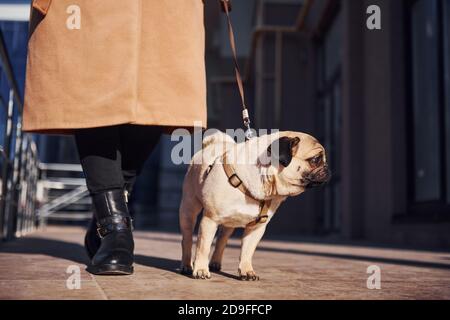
[32,0,52,15]
[222,153,271,227]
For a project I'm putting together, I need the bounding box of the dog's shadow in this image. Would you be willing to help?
[134,254,241,280]
[210,270,241,280]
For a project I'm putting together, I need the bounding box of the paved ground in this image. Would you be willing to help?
[0,226,449,300]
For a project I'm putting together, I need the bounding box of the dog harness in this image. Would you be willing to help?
[221,153,272,227]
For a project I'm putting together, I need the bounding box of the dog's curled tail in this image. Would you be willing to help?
[202,130,235,149]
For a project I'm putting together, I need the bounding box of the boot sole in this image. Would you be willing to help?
[87,264,134,276]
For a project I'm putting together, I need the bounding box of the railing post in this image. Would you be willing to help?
[0,90,14,240]
[7,112,24,239]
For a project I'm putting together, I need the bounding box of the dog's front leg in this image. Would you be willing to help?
[238,225,267,281]
[193,215,218,279]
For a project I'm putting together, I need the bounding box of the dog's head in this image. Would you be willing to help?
[265,132,331,197]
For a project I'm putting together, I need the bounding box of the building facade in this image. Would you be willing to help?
[206,0,450,248]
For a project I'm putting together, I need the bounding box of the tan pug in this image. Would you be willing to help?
[179,130,330,280]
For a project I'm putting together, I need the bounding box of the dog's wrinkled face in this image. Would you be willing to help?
[266,133,331,196]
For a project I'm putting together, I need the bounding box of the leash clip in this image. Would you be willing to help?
[245,126,255,141]
[242,109,256,140]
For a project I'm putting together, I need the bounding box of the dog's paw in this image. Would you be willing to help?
[239,270,260,281]
[209,262,222,272]
[193,268,211,280]
[180,265,193,276]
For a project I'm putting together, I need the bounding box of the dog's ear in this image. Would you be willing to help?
[267,136,301,167]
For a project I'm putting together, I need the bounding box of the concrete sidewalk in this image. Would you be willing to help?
[0,226,449,300]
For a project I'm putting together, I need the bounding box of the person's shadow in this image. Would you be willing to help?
[0,236,243,279]
[0,237,89,265]
[0,237,183,276]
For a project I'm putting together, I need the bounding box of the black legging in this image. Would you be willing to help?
[74,125,162,195]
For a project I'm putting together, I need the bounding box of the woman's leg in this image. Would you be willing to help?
[74,125,134,275]
[74,125,124,194]
[75,124,162,275]
[118,124,162,196]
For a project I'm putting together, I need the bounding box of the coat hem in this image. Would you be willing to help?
[22,117,207,136]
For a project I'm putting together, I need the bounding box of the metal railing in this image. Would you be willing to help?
[0,28,40,241]
[37,163,91,224]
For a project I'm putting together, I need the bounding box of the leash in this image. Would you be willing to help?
[217,2,270,227]
[220,0,255,141]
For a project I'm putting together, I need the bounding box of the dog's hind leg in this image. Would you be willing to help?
[179,194,202,276]
[209,226,235,272]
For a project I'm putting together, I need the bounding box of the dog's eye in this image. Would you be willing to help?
[309,155,323,166]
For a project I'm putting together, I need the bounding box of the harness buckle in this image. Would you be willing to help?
[228,173,242,188]
[255,215,269,224]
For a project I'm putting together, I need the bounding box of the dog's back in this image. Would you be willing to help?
[191,131,235,168]
[202,131,232,148]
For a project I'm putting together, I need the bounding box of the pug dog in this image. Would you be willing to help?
[179,130,330,280]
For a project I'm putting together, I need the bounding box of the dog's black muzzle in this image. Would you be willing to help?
[302,166,331,188]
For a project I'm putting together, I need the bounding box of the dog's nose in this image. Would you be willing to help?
[316,166,331,183]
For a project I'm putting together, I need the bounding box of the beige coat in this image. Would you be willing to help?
[23,0,207,135]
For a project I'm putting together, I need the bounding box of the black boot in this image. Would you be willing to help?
[84,210,101,260]
[84,184,132,259]
[86,189,134,275]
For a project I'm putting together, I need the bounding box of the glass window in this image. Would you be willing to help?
[324,13,343,82]
[410,0,442,202]
[317,10,342,232]
[444,0,450,204]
